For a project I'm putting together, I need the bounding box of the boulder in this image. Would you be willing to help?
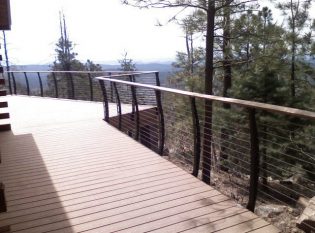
[256,204,287,218]
[297,196,315,233]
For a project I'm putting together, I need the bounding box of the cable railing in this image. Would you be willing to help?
[3,71,160,103]
[96,74,315,232]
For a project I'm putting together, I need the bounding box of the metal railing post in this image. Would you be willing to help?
[155,71,161,86]
[52,72,58,98]
[154,72,165,156]
[37,72,43,97]
[130,76,139,140]
[129,75,135,118]
[88,73,94,101]
[155,90,165,156]
[99,80,109,122]
[113,82,122,130]
[69,72,75,99]
[191,97,201,177]
[11,72,16,94]
[23,72,30,96]
[7,72,12,95]
[247,108,260,212]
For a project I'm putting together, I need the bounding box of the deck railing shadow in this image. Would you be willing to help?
[0,131,75,232]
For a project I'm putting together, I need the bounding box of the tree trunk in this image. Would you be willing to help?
[202,0,215,184]
[291,43,296,98]
[220,3,232,172]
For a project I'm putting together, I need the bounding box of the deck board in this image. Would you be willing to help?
[0,96,279,233]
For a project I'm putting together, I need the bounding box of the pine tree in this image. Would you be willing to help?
[118,52,136,71]
[122,0,259,184]
[275,0,313,100]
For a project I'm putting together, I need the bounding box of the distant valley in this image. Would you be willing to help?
[9,63,175,87]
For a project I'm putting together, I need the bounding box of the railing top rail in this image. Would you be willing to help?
[101,71,158,78]
[4,70,158,74]
[96,77,315,120]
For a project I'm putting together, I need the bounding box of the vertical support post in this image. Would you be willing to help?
[155,72,165,155]
[130,80,139,140]
[52,72,58,98]
[88,72,94,101]
[191,97,201,177]
[23,72,30,96]
[202,99,213,184]
[128,75,135,119]
[99,79,109,122]
[37,72,43,97]
[155,71,161,86]
[247,108,260,212]
[69,72,75,99]
[11,72,16,94]
[109,72,114,102]
[155,90,164,155]
[113,82,122,130]
[7,72,12,95]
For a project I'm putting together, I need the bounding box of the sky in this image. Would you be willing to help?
[1,0,315,65]
[2,0,188,65]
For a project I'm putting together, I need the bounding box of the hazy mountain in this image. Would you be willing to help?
[8,62,175,89]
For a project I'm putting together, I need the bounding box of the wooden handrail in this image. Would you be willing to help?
[4,71,158,74]
[96,77,315,120]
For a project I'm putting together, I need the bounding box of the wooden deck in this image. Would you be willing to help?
[0,96,279,233]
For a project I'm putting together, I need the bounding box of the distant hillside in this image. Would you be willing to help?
[8,62,175,88]
[11,64,51,71]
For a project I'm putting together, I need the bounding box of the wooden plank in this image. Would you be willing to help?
[5,168,187,206]
[0,96,279,233]
[8,190,223,232]
[0,183,210,226]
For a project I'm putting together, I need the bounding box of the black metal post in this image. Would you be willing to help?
[52,72,58,98]
[155,90,165,156]
[191,97,201,177]
[88,73,94,101]
[7,72,12,95]
[37,72,43,97]
[23,72,30,96]
[129,75,135,120]
[155,72,161,86]
[99,80,109,122]
[113,82,122,130]
[11,72,16,94]
[69,72,75,99]
[109,72,113,102]
[247,108,260,212]
[130,78,139,140]
[154,72,165,155]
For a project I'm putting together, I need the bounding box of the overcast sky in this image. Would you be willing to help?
[1,0,314,65]
[3,0,189,65]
